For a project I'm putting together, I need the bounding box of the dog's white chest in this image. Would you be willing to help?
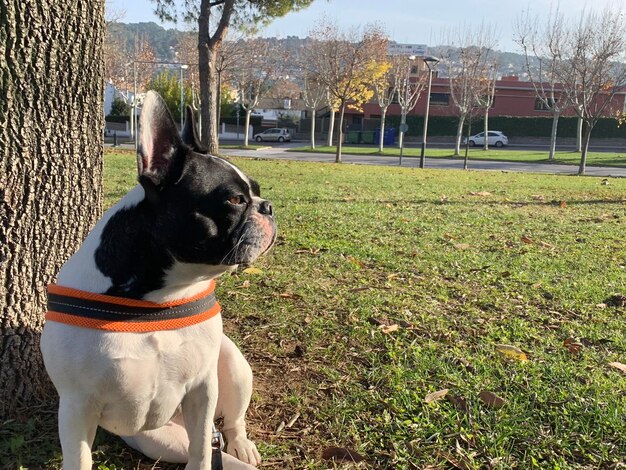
[41,315,222,435]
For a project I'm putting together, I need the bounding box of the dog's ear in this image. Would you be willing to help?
[181,105,209,153]
[137,91,183,189]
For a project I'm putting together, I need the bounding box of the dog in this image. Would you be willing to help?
[40,91,276,470]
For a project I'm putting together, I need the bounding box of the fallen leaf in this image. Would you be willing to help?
[520,235,534,244]
[563,338,583,353]
[446,394,469,412]
[425,388,449,403]
[321,447,366,463]
[443,233,457,241]
[495,344,528,361]
[538,241,554,248]
[478,390,505,409]
[279,292,293,298]
[380,323,399,334]
[608,362,626,373]
[242,267,263,275]
[454,243,471,250]
[531,194,545,200]
[435,449,470,470]
[560,201,568,208]
[469,191,492,196]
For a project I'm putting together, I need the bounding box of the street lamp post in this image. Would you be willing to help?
[420,56,440,169]
[180,64,189,129]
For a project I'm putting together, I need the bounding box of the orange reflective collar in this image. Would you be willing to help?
[46,282,220,332]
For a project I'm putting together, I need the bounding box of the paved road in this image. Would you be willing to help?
[218,144,626,178]
[106,139,626,177]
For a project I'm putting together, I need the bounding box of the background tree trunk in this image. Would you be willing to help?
[549,112,560,161]
[327,109,336,147]
[310,108,316,149]
[0,0,105,418]
[335,102,346,163]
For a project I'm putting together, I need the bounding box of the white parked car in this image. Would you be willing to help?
[253,128,292,143]
[463,131,508,147]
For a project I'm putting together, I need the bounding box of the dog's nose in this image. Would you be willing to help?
[259,200,273,216]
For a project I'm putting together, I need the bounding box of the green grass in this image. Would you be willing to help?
[290,145,626,168]
[7,149,625,469]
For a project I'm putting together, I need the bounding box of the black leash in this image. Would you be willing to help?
[212,428,224,470]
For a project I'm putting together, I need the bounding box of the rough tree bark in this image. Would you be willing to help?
[0,0,105,418]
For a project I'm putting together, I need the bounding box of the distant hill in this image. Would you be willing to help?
[107,22,536,79]
[107,21,181,61]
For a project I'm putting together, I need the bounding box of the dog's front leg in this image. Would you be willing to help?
[58,394,100,470]
[182,374,218,470]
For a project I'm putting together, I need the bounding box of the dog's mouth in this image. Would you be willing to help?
[224,213,277,266]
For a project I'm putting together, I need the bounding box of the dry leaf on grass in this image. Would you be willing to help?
[469,191,492,197]
[379,323,399,334]
[435,449,471,470]
[479,390,505,409]
[608,362,626,373]
[242,267,263,275]
[520,235,534,244]
[425,388,449,403]
[321,447,366,463]
[454,243,471,250]
[495,344,528,361]
[563,338,584,354]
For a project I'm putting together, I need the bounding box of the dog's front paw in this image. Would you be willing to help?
[224,431,261,467]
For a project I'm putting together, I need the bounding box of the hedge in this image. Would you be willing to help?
[384,115,626,139]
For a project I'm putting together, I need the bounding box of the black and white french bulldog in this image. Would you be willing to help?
[40,91,276,470]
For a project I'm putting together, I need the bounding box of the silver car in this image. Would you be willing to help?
[253,128,292,143]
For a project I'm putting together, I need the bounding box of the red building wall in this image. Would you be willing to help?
[352,75,626,120]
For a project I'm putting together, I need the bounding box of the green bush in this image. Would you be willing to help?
[147,70,192,122]
[108,97,130,117]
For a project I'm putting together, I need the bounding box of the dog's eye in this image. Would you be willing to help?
[227,195,246,205]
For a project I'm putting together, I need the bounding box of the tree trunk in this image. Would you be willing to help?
[197,0,234,154]
[483,110,489,150]
[379,107,388,153]
[198,3,218,153]
[464,118,472,170]
[0,0,105,418]
[335,102,346,163]
[244,109,252,147]
[454,115,466,156]
[578,121,593,176]
[576,116,583,152]
[310,108,316,149]
[549,111,560,161]
[327,108,336,147]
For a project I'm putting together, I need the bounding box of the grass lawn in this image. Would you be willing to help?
[290,145,626,168]
[5,149,625,469]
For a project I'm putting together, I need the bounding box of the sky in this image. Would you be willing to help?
[107,0,626,53]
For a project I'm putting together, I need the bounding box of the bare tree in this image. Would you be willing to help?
[230,39,284,146]
[395,56,428,150]
[308,20,388,162]
[440,23,498,156]
[553,7,626,174]
[474,65,497,150]
[300,76,327,149]
[371,57,395,152]
[515,7,572,160]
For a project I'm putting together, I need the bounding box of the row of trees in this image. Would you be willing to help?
[104,5,626,173]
